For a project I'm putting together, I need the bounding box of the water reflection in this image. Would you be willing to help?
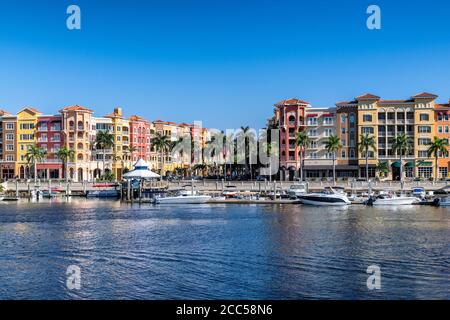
[0,200,448,299]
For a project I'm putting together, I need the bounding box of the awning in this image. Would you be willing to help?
[37,163,63,170]
[417,161,433,167]
[322,113,335,117]
[307,114,318,117]
[405,161,414,168]
[391,161,401,168]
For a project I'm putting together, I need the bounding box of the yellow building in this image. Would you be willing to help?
[16,107,41,179]
[105,107,131,180]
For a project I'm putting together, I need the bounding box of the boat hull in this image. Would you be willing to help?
[155,196,211,204]
[298,195,350,206]
[372,197,418,206]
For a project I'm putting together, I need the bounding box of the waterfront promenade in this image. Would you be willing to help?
[2,179,449,197]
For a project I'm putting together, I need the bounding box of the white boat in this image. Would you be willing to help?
[223,186,238,198]
[368,194,419,206]
[437,196,450,207]
[154,190,211,204]
[287,184,307,198]
[412,187,426,199]
[297,187,351,206]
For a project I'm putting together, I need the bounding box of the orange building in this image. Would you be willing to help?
[435,101,450,178]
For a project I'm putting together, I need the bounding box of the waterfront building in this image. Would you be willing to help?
[60,105,93,182]
[105,107,131,180]
[0,110,16,180]
[90,116,114,179]
[36,114,64,179]
[336,93,439,180]
[16,107,41,179]
[434,100,450,178]
[128,115,152,165]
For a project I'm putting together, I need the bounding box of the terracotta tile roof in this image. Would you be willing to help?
[0,109,12,116]
[128,115,148,122]
[18,106,42,114]
[413,92,438,98]
[356,93,380,100]
[275,98,310,107]
[336,100,357,106]
[60,105,93,113]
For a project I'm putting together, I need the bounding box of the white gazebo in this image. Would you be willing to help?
[123,159,160,180]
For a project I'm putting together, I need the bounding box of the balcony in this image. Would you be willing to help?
[378,132,386,137]
[38,138,48,142]
[78,126,84,131]
[69,126,75,131]
[38,126,48,132]
[51,126,61,131]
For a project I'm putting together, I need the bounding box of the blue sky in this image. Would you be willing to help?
[1,0,450,129]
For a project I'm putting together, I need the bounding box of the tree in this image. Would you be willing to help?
[95,130,114,176]
[376,161,389,179]
[151,132,171,176]
[295,131,310,181]
[427,136,449,181]
[358,133,377,181]
[26,145,47,183]
[324,135,342,185]
[392,134,412,182]
[236,126,256,180]
[56,147,75,182]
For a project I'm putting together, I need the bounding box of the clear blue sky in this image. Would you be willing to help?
[1,0,450,129]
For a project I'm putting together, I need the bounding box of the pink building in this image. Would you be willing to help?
[36,115,64,179]
[128,115,151,162]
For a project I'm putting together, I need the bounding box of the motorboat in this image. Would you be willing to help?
[436,196,450,207]
[297,187,351,206]
[287,184,307,198]
[412,187,426,199]
[365,193,419,206]
[42,188,61,198]
[154,190,211,204]
[86,189,120,198]
[223,186,239,199]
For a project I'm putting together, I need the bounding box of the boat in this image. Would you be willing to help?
[436,196,450,207]
[412,187,426,199]
[366,193,419,206]
[154,190,211,204]
[287,184,307,198]
[42,188,61,198]
[223,186,238,199]
[86,189,120,198]
[297,187,351,206]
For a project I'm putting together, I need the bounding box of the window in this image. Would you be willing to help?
[323,117,333,125]
[6,144,14,151]
[309,152,317,159]
[350,149,355,158]
[342,139,346,146]
[341,128,346,134]
[418,126,431,133]
[362,127,374,134]
[418,138,431,145]
[6,133,14,141]
[340,115,346,124]
[439,167,448,178]
[324,129,332,137]
[6,123,14,130]
[438,126,443,133]
[341,150,346,158]
[6,155,14,161]
[307,117,318,125]
[363,114,372,122]
[308,129,317,137]
[419,114,429,121]
[418,167,432,178]
[418,151,428,157]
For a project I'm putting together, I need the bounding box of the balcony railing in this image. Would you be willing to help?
[38,127,48,132]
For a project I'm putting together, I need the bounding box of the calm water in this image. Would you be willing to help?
[0,199,448,300]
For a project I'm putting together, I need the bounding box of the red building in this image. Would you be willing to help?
[274,98,310,179]
[128,115,151,162]
[36,115,64,179]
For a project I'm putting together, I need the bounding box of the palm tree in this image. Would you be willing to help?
[295,131,310,181]
[358,133,377,181]
[56,147,75,182]
[26,145,47,183]
[376,161,389,179]
[95,130,114,177]
[236,126,256,180]
[151,132,171,176]
[427,136,449,181]
[392,134,412,182]
[324,135,342,184]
